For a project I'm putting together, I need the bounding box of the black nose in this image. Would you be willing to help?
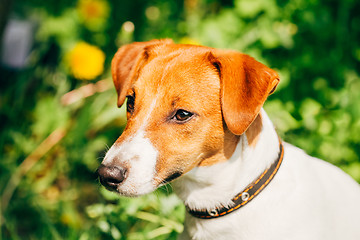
[97,164,127,191]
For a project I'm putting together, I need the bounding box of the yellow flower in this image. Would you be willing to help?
[179,37,201,45]
[67,42,105,80]
[77,0,110,31]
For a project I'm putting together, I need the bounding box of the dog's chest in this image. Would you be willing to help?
[181,217,240,240]
[181,211,260,240]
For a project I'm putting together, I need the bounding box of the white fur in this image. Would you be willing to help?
[175,109,360,240]
[103,99,159,196]
[103,130,158,196]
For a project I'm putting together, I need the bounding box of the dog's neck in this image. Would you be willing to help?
[173,109,280,212]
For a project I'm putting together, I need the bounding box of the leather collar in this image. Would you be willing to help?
[186,139,284,219]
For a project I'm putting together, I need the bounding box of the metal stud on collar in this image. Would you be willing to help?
[241,192,250,202]
[208,209,218,217]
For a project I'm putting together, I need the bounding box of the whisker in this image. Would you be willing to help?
[167,183,174,192]
[104,143,110,151]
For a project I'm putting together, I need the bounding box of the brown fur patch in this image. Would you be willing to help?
[110,40,279,185]
[208,51,279,135]
[245,113,263,147]
[198,130,240,167]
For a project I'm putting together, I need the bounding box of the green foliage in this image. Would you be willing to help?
[1,0,359,239]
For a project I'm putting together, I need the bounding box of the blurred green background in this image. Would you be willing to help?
[1,0,360,239]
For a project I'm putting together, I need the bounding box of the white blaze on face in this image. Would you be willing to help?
[102,98,159,196]
[103,130,158,196]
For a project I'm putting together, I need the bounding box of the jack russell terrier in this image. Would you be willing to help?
[97,39,360,240]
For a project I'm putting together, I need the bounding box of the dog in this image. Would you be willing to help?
[97,39,360,240]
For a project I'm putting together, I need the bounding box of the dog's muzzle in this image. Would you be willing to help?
[97,164,127,191]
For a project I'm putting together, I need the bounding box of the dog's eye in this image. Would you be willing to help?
[173,109,194,122]
[126,95,135,112]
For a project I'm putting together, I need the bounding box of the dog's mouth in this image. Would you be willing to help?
[97,165,185,196]
[159,171,183,186]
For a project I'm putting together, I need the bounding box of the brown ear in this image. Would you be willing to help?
[209,51,279,135]
[111,39,173,107]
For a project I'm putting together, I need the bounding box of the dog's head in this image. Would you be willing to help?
[98,39,279,196]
